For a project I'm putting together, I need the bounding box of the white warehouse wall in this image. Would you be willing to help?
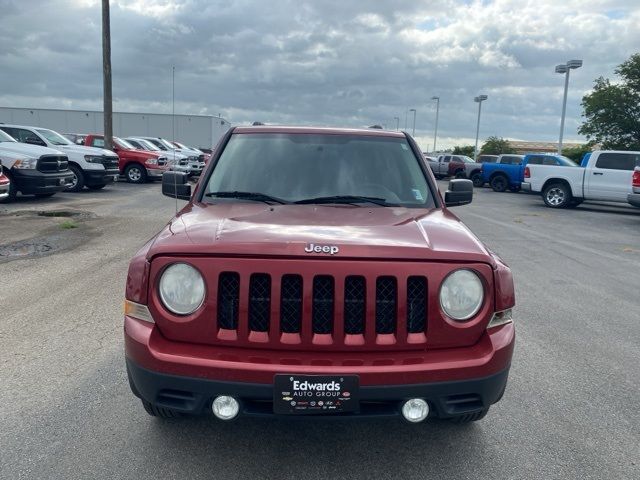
[0,107,230,150]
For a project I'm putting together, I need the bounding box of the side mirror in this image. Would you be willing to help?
[25,136,46,146]
[162,171,191,200]
[444,179,473,207]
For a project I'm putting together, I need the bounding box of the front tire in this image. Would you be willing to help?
[471,172,484,188]
[66,164,85,192]
[125,164,147,184]
[490,175,508,192]
[542,182,572,208]
[454,170,466,179]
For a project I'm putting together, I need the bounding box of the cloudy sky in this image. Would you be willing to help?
[1,0,639,150]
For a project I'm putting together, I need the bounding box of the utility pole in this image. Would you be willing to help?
[102,0,113,151]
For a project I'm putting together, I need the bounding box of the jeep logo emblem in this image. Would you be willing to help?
[304,243,339,255]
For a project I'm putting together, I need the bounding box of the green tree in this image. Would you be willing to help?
[561,143,594,163]
[579,53,640,150]
[452,145,475,156]
[480,136,515,155]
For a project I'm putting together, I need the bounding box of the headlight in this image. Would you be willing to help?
[159,263,205,315]
[439,269,484,320]
[13,158,38,169]
[145,157,158,165]
[84,155,103,163]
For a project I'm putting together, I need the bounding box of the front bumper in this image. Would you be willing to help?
[85,168,119,186]
[146,167,167,179]
[125,316,514,418]
[12,169,74,194]
[628,193,640,208]
[521,182,531,192]
[0,180,9,200]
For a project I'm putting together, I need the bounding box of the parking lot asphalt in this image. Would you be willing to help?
[1,181,639,480]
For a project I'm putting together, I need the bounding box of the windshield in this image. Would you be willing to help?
[36,128,72,146]
[0,130,16,142]
[204,133,434,207]
[115,137,135,150]
[134,139,160,151]
[158,138,177,150]
[459,156,475,163]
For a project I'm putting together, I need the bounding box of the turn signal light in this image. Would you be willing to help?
[124,300,154,323]
[524,166,530,178]
[632,169,640,187]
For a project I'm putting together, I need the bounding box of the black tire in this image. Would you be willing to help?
[87,183,107,190]
[542,182,572,208]
[0,171,17,203]
[454,170,466,179]
[35,193,55,198]
[125,164,147,184]
[66,164,85,192]
[490,174,509,192]
[141,400,182,419]
[471,172,484,188]
[449,408,489,424]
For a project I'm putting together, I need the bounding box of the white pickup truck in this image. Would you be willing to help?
[0,124,120,192]
[522,150,640,208]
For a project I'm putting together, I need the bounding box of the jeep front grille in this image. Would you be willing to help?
[214,270,428,348]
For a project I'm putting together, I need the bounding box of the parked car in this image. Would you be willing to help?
[626,166,640,208]
[522,150,640,208]
[0,124,119,192]
[479,154,527,192]
[429,154,479,180]
[171,141,210,168]
[125,137,190,175]
[83,134,169,183]
[481,154,579,192]
[124,125,516,424]
[0,129,73,202]
[137,137,204,176]
[0,159,10,201]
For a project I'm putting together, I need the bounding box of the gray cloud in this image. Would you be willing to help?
[0,0,639,149]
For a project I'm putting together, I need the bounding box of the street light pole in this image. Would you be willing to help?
[394,116,400,131]
[473,95,488,161]
[431,96,439,153]
[409,108,416,137]
[404,109,408,131]
[555,59,582,154]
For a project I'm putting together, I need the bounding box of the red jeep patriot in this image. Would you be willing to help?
[124,126,515,423]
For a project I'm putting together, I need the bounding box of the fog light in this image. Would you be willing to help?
[212,396,239,420]
[401,398,429,423]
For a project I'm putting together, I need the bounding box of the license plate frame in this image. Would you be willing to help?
[273,374,359,415]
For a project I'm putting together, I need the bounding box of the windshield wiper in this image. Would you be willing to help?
[205,191,290,205]
[294,195,395,206]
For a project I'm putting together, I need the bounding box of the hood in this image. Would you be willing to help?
[0,141,66,159]
[123,148,161,159]
[148,202,494,264]
[57,144,117,157]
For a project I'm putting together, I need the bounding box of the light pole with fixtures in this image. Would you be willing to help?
[473,95,488,161]
[393,116,400,131]
[431,96,439,153]
[555,59,582,154]
[409,108,416,137]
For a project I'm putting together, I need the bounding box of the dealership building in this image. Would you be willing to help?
[0,107,230,151]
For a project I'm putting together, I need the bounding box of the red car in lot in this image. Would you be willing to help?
[83,135,169,183]
[124,126,515,424]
